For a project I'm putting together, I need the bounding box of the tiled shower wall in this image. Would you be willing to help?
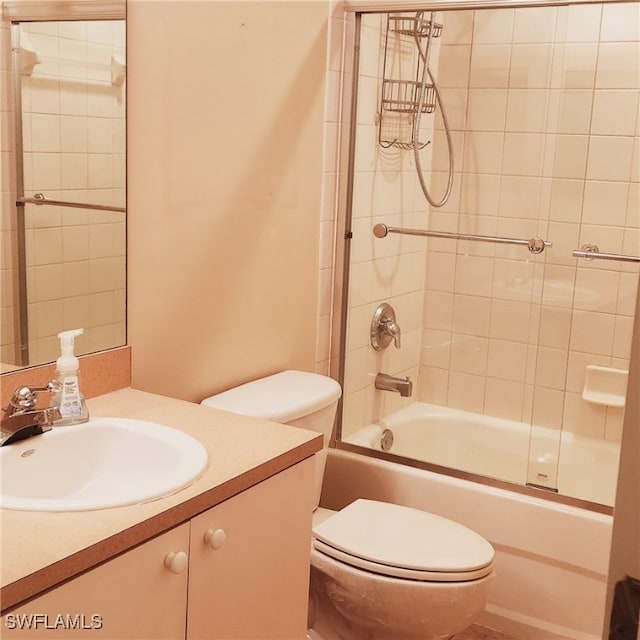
[342,3,640,443]
[342,12,433,430]
[1,19,126,367]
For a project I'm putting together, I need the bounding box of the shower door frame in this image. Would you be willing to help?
[330,0,640,516]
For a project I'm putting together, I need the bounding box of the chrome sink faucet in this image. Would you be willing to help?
[1,382,62,446]
[375,373,413,398]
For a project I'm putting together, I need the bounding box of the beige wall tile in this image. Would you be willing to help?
[473,10,514,45]
[513,7,557,44]
[587,136,635,181]
[532,386,564,428]
[437,44,471,89]
[484,377,526,420]
[487,339,528,382]
[570,309,616,356]
[553,43,598,89]
[559,4,602,42]
[469,44,511,88]
[583,181,629,226]
[591,90,640,137]
[467,89,508,131]
[510,44,553,88]
[600,3,640,42]
[549,89,592,134]
[596,42,640,89]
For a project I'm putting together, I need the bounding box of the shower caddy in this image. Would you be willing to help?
[378,12,442,151]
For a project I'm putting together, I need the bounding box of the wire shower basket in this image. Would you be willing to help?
[387,14,442,38]
[378,12,442,150]
[381,79,436,114]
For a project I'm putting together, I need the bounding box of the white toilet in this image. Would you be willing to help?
[202,370,494,640]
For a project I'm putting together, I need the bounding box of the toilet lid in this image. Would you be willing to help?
[312,500,494,582]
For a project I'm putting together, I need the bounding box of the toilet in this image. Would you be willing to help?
[201,370,494,640]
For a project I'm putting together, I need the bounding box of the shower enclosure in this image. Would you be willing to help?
[336,2,640,509]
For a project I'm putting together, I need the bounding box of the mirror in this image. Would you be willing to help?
[1,2,126,372]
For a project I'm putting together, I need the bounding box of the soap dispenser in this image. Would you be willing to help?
[51,328,89,425]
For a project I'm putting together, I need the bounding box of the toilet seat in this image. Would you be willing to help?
[312,500,494,583]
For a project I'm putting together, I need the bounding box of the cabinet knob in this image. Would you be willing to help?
[204,528,226,550]
[164,551,188,574]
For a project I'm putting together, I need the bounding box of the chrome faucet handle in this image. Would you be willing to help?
[371,303,402,350]
[381,318,401,348]
[6,381,61,416]
[0,406,62,446]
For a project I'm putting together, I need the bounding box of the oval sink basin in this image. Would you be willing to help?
[0,417,208,512]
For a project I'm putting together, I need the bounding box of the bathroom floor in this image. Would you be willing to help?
[453,624,523,639]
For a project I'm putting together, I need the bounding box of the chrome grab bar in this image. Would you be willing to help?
[17,193,125,213]
[372,223,552,254]
[573,244,640,264]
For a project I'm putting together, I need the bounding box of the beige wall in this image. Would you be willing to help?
[127,1,328,403]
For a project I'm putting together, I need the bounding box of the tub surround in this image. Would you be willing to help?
[0,387,322,613]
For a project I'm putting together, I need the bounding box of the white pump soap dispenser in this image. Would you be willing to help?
[51,328,89,425]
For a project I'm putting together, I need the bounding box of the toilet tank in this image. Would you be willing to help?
[201,370,342,509]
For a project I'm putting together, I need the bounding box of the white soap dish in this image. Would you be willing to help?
[582,365,629,407]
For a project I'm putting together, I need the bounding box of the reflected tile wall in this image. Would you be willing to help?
[19,20,126,364]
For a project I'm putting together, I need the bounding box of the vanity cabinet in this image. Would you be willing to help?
[1,523,190,639]
[1,458,314,639]
[187,457,313,639]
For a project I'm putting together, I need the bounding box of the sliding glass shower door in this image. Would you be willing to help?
[338,2,639,508]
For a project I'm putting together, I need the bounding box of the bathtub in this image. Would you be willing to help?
[322,410,614,638]
[342,401,620,506]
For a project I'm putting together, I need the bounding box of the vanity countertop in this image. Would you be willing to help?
[0,387,322,613]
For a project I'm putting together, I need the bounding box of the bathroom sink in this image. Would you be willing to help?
[0,417,208,511]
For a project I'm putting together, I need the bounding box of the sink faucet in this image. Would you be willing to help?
[375,373,413,398]
[1,382,62,446]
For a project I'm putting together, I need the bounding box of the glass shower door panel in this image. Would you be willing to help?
[526,0,640,506]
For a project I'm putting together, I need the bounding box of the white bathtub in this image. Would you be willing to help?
[342,401,620,506]
[321,447,613,640]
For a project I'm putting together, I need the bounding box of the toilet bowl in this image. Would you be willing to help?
[202,371,494,640]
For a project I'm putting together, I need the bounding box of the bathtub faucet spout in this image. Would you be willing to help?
[375,373,413,398]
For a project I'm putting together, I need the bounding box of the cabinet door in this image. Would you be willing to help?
[187,458,315,640]
[1,523,190,640]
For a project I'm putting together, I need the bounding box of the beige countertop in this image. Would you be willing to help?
[0,387,322,613]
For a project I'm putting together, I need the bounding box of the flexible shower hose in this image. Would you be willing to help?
[412,13,454,208]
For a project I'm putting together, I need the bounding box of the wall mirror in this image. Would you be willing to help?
[1,1,126,372]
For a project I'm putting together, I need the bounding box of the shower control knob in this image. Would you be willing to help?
[164,551,188,574]
[204,528,226,550]
[371,303,402,350]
